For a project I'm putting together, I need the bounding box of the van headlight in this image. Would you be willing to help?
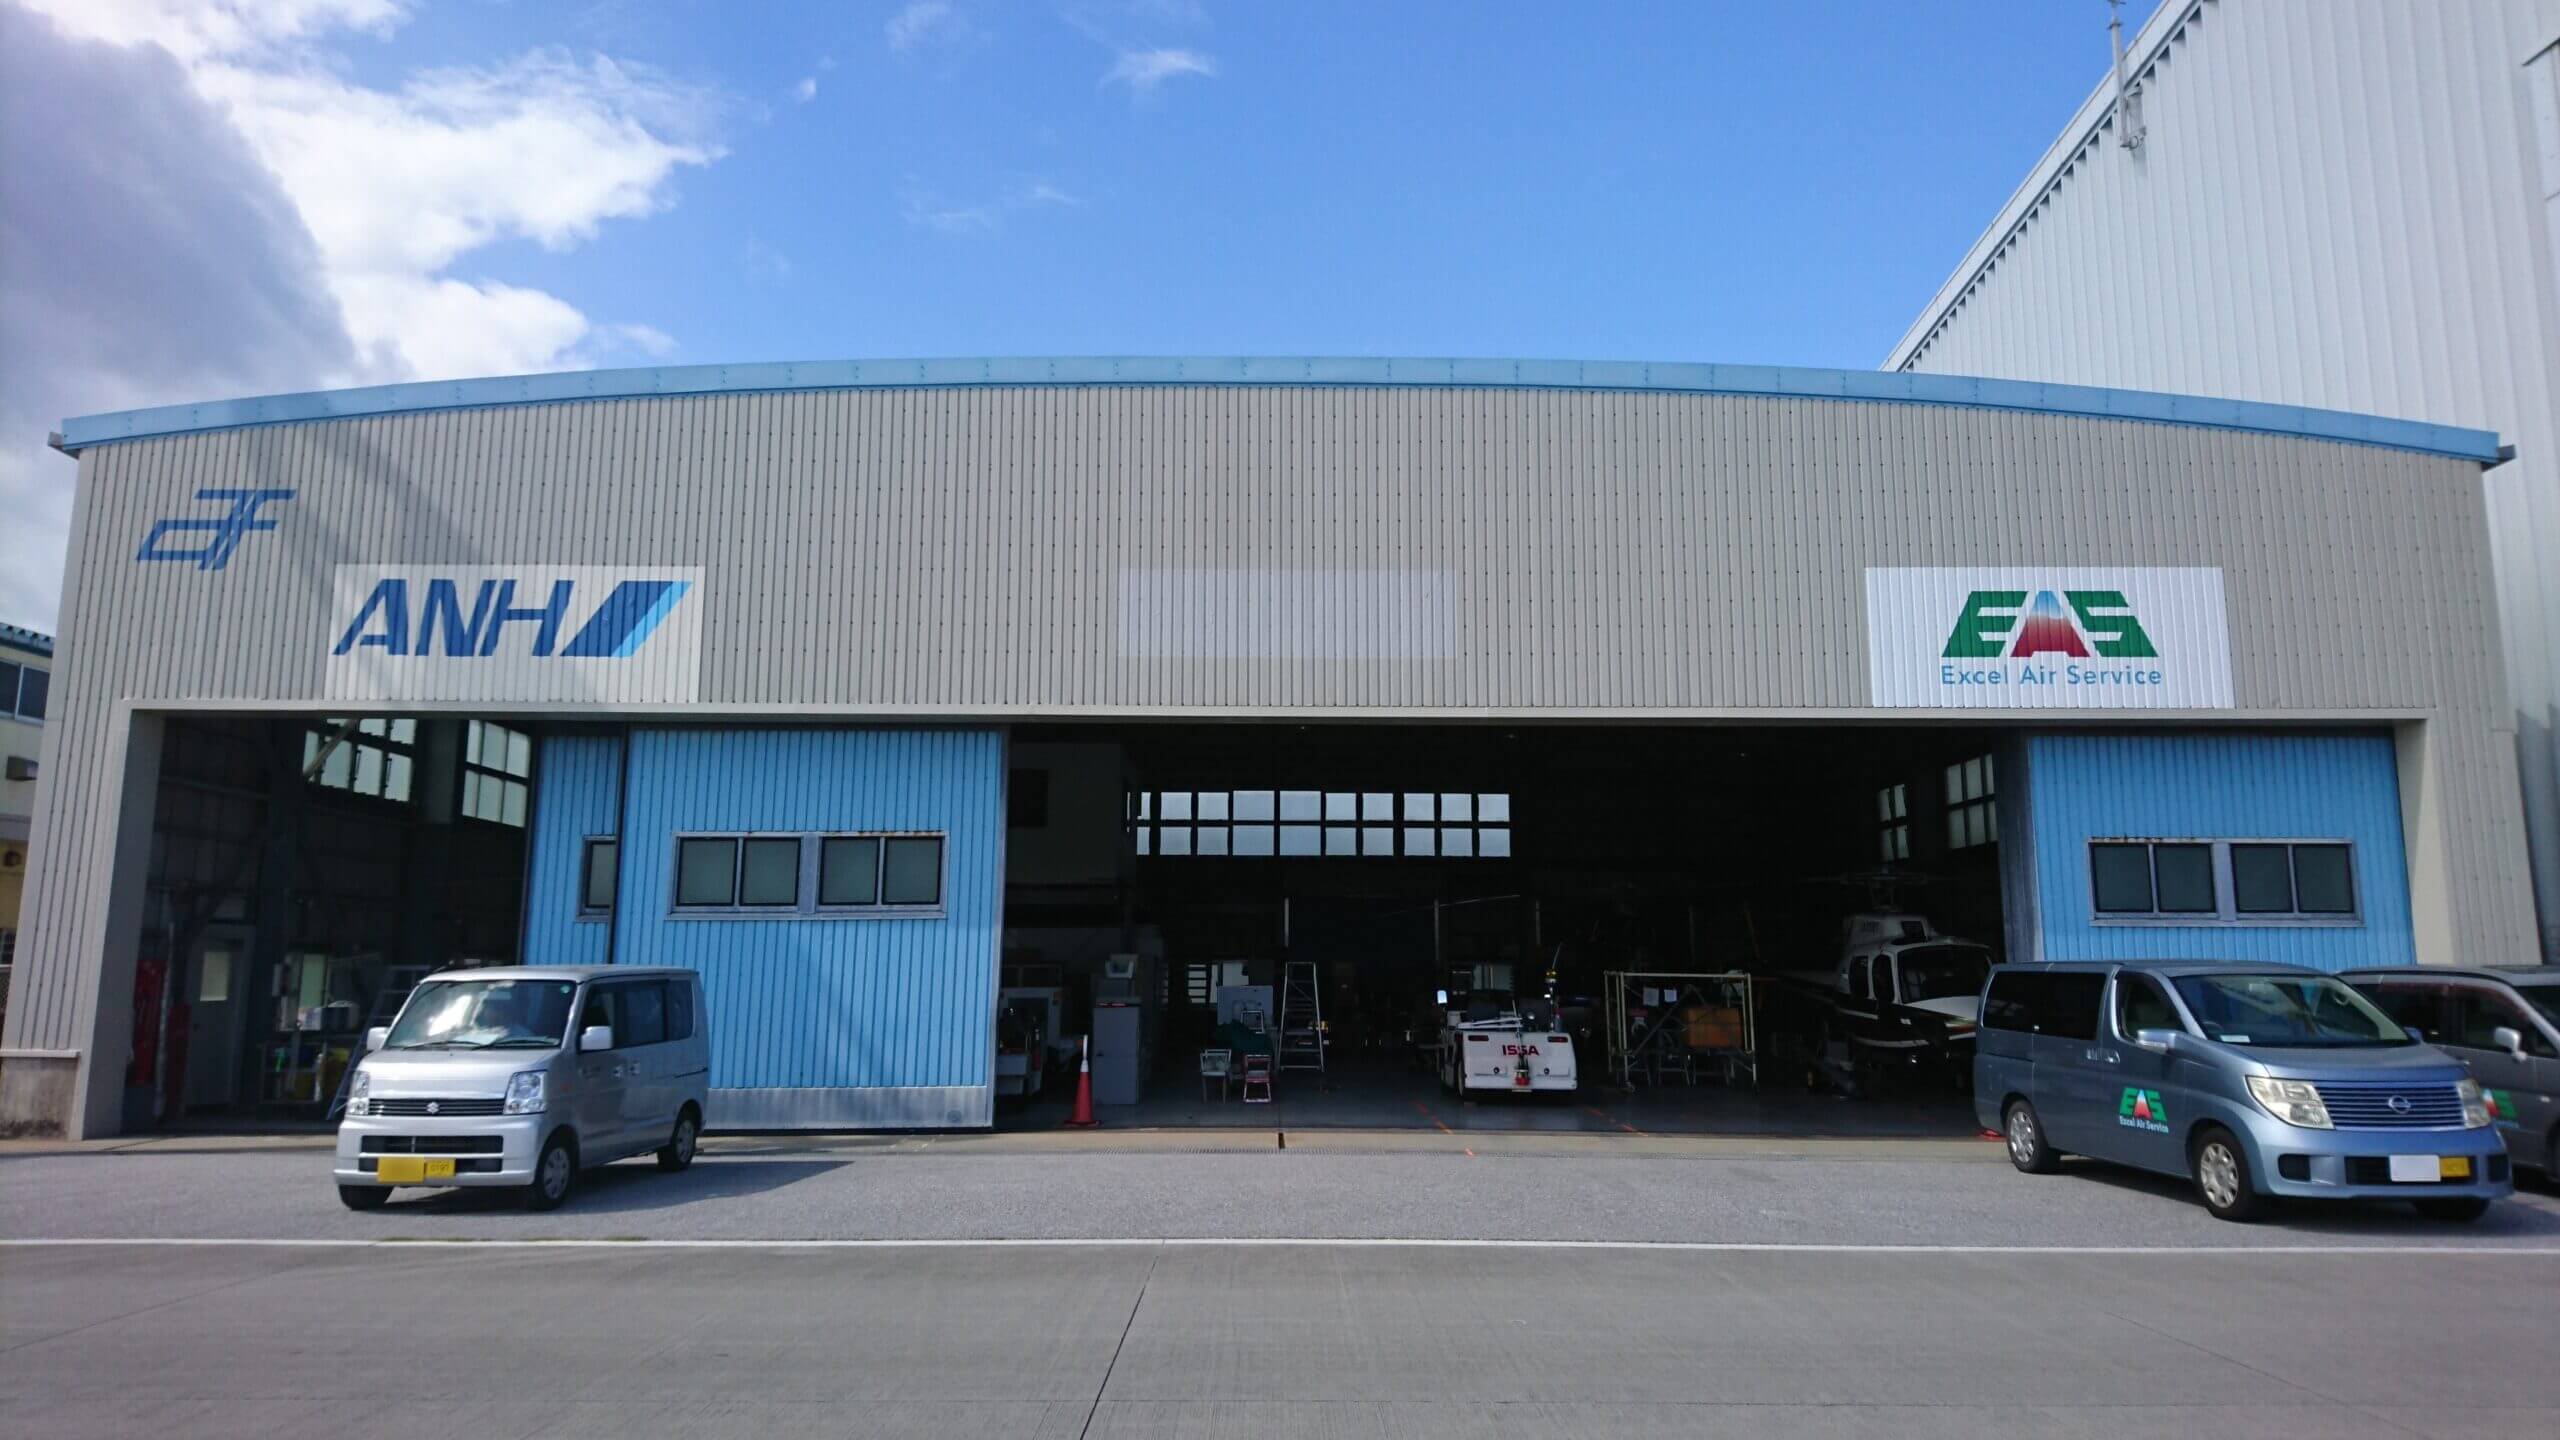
[345,1068,371,1118]
[503,1071,547,1115]
[2245,1075,2332,1129]
[2457,1077,2491,1129]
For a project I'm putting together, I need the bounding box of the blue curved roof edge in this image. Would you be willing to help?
[55,356,2505,462]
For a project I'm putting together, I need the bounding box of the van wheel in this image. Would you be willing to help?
[2003,1099,2061,1174]
[2414,1196,2491,1223]
[337,1184,391,1211]
[524,1134,576,1212]
[2191,1127,2265,1222]
[657,1107,700,1172]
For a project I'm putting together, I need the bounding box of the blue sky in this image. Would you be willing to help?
[448,0,2149,368]
[0,0,2154,628]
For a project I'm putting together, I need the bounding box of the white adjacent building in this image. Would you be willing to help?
[1889,0,2560,959]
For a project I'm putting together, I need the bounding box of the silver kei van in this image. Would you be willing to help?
[334,966,709,1212]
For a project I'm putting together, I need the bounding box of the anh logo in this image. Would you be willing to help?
[2117,1087,2169,1133]
[1943,590,2158,660]
[333,576,693,659]
[325,565,705,704]
[136,488,296,570]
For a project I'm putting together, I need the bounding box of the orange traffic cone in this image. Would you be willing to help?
[1063,1035,1099,1128]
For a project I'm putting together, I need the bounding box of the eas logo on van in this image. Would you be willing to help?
[1943,590,2157,661]
[333,575,693,659]
[324,565,705,705]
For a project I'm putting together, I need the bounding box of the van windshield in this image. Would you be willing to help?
[1899,947,1991,1003]
[2171,974,2411,1048]
[385,978,578,1050]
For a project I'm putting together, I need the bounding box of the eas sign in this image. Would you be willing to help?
[325,566,704,704]
[1866,568,2232,709]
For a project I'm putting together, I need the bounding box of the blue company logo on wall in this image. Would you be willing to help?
[325,565,705,704]
[136,489,295,570]
[333,576,693,659]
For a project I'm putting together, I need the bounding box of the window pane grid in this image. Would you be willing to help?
[2089,839,2359,921]
[667,833,946,914]
[1127,789,1513,860]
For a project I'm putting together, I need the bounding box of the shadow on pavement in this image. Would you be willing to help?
[2060,1156,2560,1238]
[381,1158,848,1216]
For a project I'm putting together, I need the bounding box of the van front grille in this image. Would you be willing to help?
[369,1097,505,1117]
[2313,1083,2465,1129]
[360,1135,504,1155]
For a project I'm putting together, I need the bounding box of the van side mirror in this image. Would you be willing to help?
[580,1025,614,1052]
[2405,1026,2426,1044]
[2133,1028,2180,1054]
[2490,1025,2527,1062]
[365,1026,389,1053]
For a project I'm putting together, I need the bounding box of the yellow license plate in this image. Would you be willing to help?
[2441,1156,2471,1181]
[375,1157,455,1183]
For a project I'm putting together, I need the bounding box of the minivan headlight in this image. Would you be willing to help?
[345,1067,371,1118]
[2456,1077,2491,1130]
[2245,1075,2332,1129]
[503,1071,547,1115]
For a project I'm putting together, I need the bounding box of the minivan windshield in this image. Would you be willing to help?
[1898,946,1991,1004]
[384,978,579,1050]
[2171,973,2411,1048]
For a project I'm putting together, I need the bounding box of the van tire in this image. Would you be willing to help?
[524,1134,576,1212]
[2414,1196,2491,1223]
[2190,1127,2265,1222]
[337,1184,392,1211]
[657,1107,700,1172]
[2002,1099,2061,1174]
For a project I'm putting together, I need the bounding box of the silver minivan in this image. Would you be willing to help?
[334,965,710,1211]
[2346,967,2560,1180]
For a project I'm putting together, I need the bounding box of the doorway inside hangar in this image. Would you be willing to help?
[997,723,2010,1136]
[113,714,533,1133]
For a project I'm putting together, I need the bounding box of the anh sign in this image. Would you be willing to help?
[325,565,704,704]
[1866,567,2232,709]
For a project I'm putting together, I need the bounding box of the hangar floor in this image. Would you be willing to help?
[997,1056,1980,1138]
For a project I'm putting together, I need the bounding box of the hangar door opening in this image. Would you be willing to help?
[999,723,2009,1135]
[121,714,532,1132]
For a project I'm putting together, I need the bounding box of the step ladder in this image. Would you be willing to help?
[1278,960,1326,1072]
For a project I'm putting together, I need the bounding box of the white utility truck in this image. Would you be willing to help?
[1437,991,1578,1099]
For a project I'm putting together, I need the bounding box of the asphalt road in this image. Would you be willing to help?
[6,1139,2558,1437]
[7,1241,2557,1438]
[6,1132,2559,1246]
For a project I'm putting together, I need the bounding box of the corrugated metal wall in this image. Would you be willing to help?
[2022,732,2412,970]
[611,727,1002,1125]
[1890,0,2560,958]
[5,378,2539,1133]
[522,733,618,967]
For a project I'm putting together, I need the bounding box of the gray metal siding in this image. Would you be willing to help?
[29,387,2522,715]
[1890,0,2560,957]
[2,381,2537,1101]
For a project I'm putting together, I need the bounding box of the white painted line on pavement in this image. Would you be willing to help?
[6,1236,2560,1255]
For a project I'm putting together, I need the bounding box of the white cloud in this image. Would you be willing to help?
[1102,47,1214,91]
[900,184,997,235]
[900,176,1083,235]
[1,6,363,630]
[791,74,817,102]
[884,0,956,53]
[21,1,721,385]
[32,0,406,64]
